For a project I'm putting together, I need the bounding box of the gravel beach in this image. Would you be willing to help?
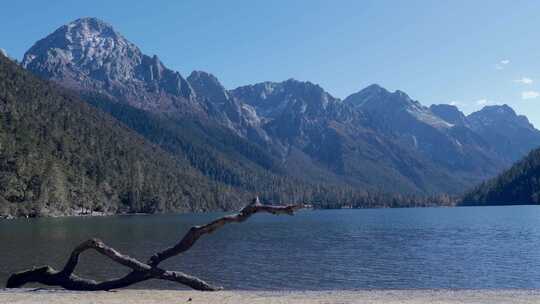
[2,289,540,304]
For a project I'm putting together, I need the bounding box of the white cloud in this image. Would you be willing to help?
[0,48,7,57]
[449,100,463,106]
[476,99,489,105]
[495,59,510,70]
[514,77,533,85]
[521,91,540,100]
[475,99,500,106]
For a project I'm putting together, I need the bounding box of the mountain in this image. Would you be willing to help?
[22,18,295,198]
[0,52,247,217]
[22,17,198,114]
[462,147,540,205]
[231,80,468,193]
[467,105,540,161]
[344,85,504,179]
[344,85,454,135]
[3,50,454,219]
[430,103,540,163]
[20,17,540,197]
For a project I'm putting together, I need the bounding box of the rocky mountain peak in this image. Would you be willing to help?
[343,84,389,107]
[66,17,120,40]
[343,84,449,128]
[467,104,540,161]
[22,17,196,112]
[22,17,140,79]
[188,70,222,86]
[485,104,518,116]
[187,70,229,102]
[468,104,534,130]
[283,78,318,88]
[231,79,339,119]
[344,84,422,111]
[430,104,469,126]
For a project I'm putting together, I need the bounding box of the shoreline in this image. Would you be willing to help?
[2,288,540,304]
[2,204,535,221]
[0,204,499,221]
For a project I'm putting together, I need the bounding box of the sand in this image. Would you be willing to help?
[2,289,540,304]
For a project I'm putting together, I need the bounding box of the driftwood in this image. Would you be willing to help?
[6,197,306,291]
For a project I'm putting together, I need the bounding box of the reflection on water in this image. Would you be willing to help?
[1,206,540,290]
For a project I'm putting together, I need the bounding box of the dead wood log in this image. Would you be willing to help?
[6,197,306,291]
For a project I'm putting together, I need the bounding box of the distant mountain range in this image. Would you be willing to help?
[3,17,540,215]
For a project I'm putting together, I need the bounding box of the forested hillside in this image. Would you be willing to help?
[461,148,540,205]
[0,54,247,217]
[83,92,287,193]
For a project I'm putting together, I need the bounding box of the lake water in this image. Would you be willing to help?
[1,206,540,290]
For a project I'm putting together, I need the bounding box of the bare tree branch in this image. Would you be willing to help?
[148,197,305,266]
[6,197,306,291]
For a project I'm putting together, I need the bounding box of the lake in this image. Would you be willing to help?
[1,206,540,290]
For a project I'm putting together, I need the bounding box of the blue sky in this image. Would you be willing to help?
[3,0,540,126]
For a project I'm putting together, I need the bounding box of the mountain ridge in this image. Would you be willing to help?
[19,17,540,197]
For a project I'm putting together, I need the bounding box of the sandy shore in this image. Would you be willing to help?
[2,289,540,304]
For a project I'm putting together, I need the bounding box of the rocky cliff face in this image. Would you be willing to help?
[22,17,198,113]
[187,71,270,144]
